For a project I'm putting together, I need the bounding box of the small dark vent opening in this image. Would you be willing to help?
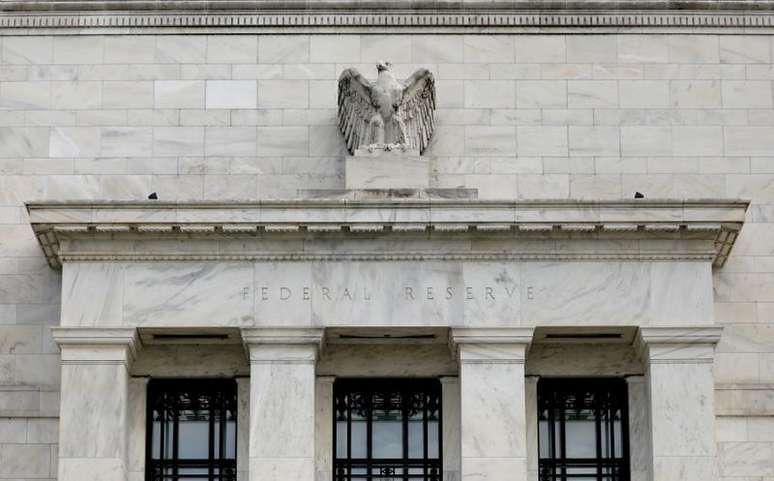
[338,334,436,340]
[544,333,623,340]
[152,333,230,341]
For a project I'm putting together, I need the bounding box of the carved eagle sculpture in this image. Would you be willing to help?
[338,61,436,155]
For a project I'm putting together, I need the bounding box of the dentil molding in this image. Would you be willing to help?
[27,199,748,269]
[3,0,774,33]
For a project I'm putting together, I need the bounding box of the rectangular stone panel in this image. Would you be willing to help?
[346,150,429,189]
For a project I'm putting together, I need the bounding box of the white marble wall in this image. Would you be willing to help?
[60,259,714,329]
[2,31,774,480]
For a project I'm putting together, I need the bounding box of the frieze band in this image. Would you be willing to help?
[4,11,774,33]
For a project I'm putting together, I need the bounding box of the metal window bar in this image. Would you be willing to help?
[333,378,442,481]
[538,378,630,481]
[146,379,238,481]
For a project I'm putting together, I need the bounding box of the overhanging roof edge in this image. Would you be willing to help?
[26,198,750,270]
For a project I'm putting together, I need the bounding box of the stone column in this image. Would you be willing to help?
[242,328,324,481]
[315,376,335,481]
[236,377,251,481]
[440,376,461,481]
[127,377,149,481]
[524,376,539,481]
[625,375,650,481]
[636,327,722,481]
[450,328,534,481]
[51,327,139,481]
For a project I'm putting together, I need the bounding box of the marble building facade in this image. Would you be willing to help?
[1,2,774,481]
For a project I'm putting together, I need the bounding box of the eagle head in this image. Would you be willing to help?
[376,60,392,72]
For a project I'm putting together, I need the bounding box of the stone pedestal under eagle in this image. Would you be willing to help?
[338,61,436,154]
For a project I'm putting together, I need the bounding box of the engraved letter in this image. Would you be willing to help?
[485,286,495,300]
[505,286,517,298]
[261,287,269,301]
[322,287,332,301]
[342,288,353,301]
[363,287,372,301]
[303,287,311,301]
[445,287,453,300]
[527,286,534,300]
[466,287,474,300]
[426,287,434,300]
[405,287,415,300]
[280,287,291,301]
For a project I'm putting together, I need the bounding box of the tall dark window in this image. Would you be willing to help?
[146,379,238,481]
[334,378,442,481]
[538,378,629,481]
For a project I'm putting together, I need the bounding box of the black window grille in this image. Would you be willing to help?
[538,378,630,481]
[334,378,442,481]
[146,379,238,481]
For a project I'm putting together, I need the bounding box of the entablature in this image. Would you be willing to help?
[3,0,774,33]
[27,199,748,269]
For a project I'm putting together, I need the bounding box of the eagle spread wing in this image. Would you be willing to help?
[399,68,436,154]
[338,68,376,154]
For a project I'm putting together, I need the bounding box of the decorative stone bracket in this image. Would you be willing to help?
[27,199,748,269]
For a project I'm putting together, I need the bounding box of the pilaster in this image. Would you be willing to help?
[236,377,251,481]
[315,376,336,481]
[51,327,140,481]
[626,375,650,481]
[450,328,534,481]
[525,376,539,481]
[635,327,723,481]
[440,376,461,481]
[241,328,324,481]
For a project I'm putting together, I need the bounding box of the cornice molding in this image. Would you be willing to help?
[26,199,748,269]
[3,1,774,33]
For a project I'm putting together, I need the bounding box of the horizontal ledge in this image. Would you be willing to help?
[5,0,774,13]
[636,326,724,345]
[241,327,325,346]
[451,327,536,344]
[4,8,774,31]
[26,199,752,207]
[27,199,749,270]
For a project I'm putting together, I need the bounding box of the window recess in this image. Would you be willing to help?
[146,379,238,481]
[538,378,630,481]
